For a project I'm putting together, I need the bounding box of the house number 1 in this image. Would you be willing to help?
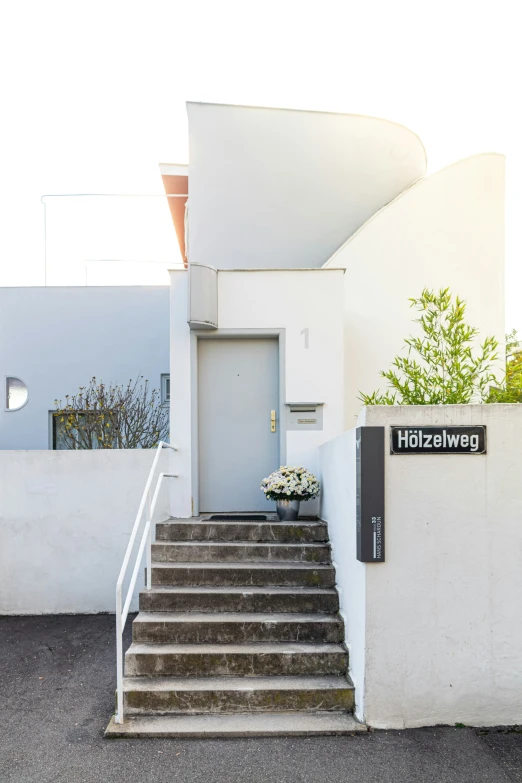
[300,328,309,349]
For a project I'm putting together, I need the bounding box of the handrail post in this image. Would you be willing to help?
[146,488,152,590]
[115,587,123,724]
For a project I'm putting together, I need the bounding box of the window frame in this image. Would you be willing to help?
[161,373,170,405]
[4,375,29,412]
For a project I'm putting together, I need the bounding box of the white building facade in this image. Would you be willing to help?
[0,285,170,449]
[169,102,505,516]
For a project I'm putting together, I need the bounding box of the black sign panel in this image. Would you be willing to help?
[356,427,385,563]
[390,425,486,455]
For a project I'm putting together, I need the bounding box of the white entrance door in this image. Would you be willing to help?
[198,338,280,512]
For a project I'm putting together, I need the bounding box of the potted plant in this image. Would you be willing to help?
[260,466,320,521]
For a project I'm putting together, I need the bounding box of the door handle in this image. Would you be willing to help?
[270,410,276,433]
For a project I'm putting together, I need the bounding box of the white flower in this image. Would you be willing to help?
[260,465,320,500]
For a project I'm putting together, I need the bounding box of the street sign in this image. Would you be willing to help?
[390,425,486,455]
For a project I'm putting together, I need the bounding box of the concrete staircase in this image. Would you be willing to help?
[105,516,363,737]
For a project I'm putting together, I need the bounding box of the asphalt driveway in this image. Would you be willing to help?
[1,614,521,783]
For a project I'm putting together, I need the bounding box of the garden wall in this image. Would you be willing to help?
[0,448,171,614]
[320,404,522,728]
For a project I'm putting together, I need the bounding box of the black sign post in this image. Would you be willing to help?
[356,426,385,563]
[390,425,486,455]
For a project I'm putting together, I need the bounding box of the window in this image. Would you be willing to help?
[161,374,170,404]
[5,377,28,411]
[50,411,117,450]
[51,412,72,450]
[51,411,88,450]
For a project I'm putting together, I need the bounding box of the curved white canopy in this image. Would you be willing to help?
[186,102,427,270]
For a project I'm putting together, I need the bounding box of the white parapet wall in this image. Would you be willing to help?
[0,449,171,614]
[320,404,522,729]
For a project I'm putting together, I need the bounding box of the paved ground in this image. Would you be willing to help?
[1,615,521,783]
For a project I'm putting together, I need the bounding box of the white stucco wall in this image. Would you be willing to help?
[320,404,522,728]
[0,286,170,449]
[324,154,505,425]
[0,449,171,614]
[187,102,426,270]
[169,268,345,517]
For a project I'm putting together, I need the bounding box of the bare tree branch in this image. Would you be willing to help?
[53,376,169,449]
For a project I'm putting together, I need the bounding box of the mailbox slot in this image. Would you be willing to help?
[285,402,324,431]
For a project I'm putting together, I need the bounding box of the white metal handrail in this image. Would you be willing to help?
[115,440,178,724]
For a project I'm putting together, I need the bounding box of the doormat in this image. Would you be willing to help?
[207,515,268,521]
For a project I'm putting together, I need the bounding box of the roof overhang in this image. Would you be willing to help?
[160,163,188,267]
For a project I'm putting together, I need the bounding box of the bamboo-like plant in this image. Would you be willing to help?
[54,376,169,449]
[359,288,500,405]
[488,330,522,403]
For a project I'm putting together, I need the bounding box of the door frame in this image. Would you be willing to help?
[190,328,286,516]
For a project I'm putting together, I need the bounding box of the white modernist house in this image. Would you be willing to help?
[107,103,506,736]
[99,102,507,737]
[3,102,512,737]
[169,102,505,517]
[0,285,170,449]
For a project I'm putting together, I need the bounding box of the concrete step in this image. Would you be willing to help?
[132,612,344,644]
[125,642,348,677]
[151,562,336,588]
[105,711,366,737]
[139,586,339,614]
[156,520,328,542]
[121,675,354,715]
[151,541,331,564]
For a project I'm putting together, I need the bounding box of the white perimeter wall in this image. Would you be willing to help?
[0,286,170,449]
[187,102,426,270]
[0,449,170,614]
[324,154,505,425]
[169,268,345,517]
[320,404,522,728]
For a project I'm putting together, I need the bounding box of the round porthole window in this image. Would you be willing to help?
[5,377,29,411]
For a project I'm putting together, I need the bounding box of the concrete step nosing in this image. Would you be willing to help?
[122,675,353,691]
[126,642,347,654]
[151,543,330,548]
[134,611,342,623]
[151,542,332,564]
[105,712,366,737]
[139,586,340,614]
[156,519,323,526]
[139,586,339,596]
[122,675,356,712]
[148,560,334,572]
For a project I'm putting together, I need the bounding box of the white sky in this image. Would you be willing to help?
[0,0,520,331]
